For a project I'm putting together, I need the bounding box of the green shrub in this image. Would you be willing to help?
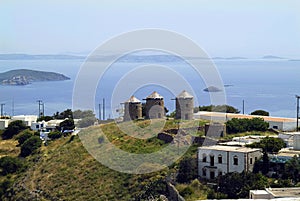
[20,136,42,157]
[0,156,24,175]
[2,120,27,139]
[16,130,32,145]
[48,131,62,140]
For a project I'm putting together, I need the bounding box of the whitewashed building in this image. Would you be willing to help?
[11,115,38,127]
[198,145,262,180]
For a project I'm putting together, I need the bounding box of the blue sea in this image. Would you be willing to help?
[0,57,299,118]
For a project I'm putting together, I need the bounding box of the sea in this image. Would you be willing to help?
[0,56,299,119]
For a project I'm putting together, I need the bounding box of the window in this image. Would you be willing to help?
[36,125,39,129]
[202,154,207,162]
[158,113,162,118]
[185,114,189,119]
[273,126,278,129]
[218,154,222,164]
[210,171,215,179]
[202,168,206,177]
[186,103,189,107]
[233,155,238,165]
[255,157,257,161]
[218,171,223,176]
[210,155,215,166]
[250,158,253,164]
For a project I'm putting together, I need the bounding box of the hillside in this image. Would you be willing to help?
[1,120,208,201]
[0,69,70,85]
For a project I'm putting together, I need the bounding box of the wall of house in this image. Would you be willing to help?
[198,148,262,180]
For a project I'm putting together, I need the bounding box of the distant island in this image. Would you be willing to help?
[0,69,70,86]
[0,54,85,60]
[261,55,286,59]
[203,86,222,92]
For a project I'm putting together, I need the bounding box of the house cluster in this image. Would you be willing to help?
[123,90,194,121]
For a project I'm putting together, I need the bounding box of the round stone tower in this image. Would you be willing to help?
[145,91,165,119]
[175,90,194,120]
[123,95,142,121]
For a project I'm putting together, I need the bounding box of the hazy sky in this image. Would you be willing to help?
[0,0,299,57]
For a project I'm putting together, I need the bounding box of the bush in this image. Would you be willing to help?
[20,136,42,157]
[48,131,62,140]
[177,156,197,183]
[226,118,269,134]
[247,137,286,153]
[251,110,269,116]
[16,130,32,145]
[0,156,24,175]
[58,119,75,132]
[2,120,27,139]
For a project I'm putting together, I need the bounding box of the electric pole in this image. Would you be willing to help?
[242,100,245,115]
[37,100,43,118]
[0,103,5,118]
[296,95,300,131]
[103,98,105,120]
[98,103,101,120]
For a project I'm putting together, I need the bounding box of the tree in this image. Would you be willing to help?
[37,115,53,122]
[73,110,95,119]
[78,116,96,128]
[20,136,42,157]
[251,110,269,116]
[58,119,75,132]
[1,120,27,139]
[226,118,269,134]
[218,172,268,199]
[53,109,73,119]
[284,155,300,183]
[0,156,24,175]
[177,156,197,183]
[247,137,286,153]
[198,105,240,113]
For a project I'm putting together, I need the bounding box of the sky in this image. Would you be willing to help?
[0,0,300,58]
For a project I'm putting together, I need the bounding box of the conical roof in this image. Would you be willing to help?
[125,95,141,103]
[146,91,163,99]
[176,90,193,99]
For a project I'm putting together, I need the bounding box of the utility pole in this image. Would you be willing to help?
[296,95,300,131]
[12,98,14,116]
[103,98,105,120]
[0,103,5,117]
[98,103,101,120]
[42,103,45,117]
[37,100,43,118]
[242,100,245,115]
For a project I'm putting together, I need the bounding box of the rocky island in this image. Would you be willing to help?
[0,69,70,86]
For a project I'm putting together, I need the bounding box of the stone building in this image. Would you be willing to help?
[144,91,165,119]
[123,96,142,121]
[175,90,194,120]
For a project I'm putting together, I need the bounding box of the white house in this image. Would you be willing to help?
[198,145,262,180]
[0,119,11,130]
[11,115,37,127]
[194,111,297,131]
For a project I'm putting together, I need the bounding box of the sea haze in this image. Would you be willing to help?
[0,55,299,118]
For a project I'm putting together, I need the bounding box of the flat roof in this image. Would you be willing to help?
[267,187,300,198]
[250,190,270,195]
[199,145,261,153]
[194,111,296,123]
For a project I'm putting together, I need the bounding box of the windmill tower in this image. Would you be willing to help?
[175,90,194,120]
[144,91,165,119]
[123,96,142,121]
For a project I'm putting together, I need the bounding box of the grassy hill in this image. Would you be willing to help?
[0,119,209,201]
